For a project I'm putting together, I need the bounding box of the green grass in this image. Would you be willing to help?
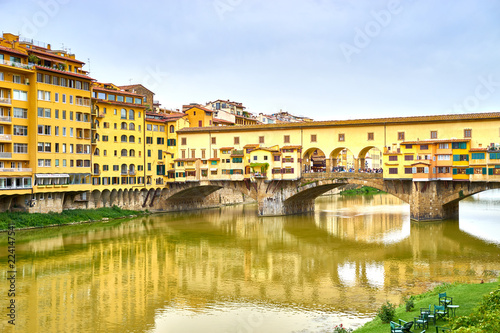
[0,206,146,231]
[354,281,499,333]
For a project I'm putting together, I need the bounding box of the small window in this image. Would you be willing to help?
[430,131,438,139]
[398,132,405,141]
[211,137,216,144]
[284,135,290,144]
[259,136,264,144]
[310,134,317,142]
[181,137,187,145]
[338,133,345,142]
[367,132,374,141]
[464,129,471,138]
[234,137,240,145]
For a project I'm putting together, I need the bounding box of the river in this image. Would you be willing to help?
[1,191,500,333]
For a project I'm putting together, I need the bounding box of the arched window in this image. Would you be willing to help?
[129,123,135,130]
[129,109,135,120]
[121,122,127,130]
[95,120,99,128]
[94,148,100,156]
[121,135,127,142]
[95,133,99,141]
[129,135,135,143]
[121,149,127,157]
[129,149,135,157]
[121,164,127,174]
[169,125,175,133]
[129,164,135,173]
[121,108,127,119]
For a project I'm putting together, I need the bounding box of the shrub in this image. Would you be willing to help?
[451,288,500,332]
[377,301,396,323]
[404,296,415,312]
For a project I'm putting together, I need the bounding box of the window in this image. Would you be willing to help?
[181,138,187,145]
[234,137,239,145]
[121,108,127,119]
[420,145,428,150]
[13,108,27,119]
[211,137,216,144]
[69,95,73,104]
[464,129,471,138]
[398,132,405,141]
[389,155,398,161]
[13,125,28,136]
[55,93,59,102]
[389,168,398,174]
[13,90,28,101]
[338,133,345,142]
[13,143,27,153]
[284,135,290,144]
[471,153,485,160]
[170,125,175,133]
[438,143,449,149]
[404,155,414,161]
[311,134,317,142]
[453,154,469,161]
[37,90,51,101]
[452,142,467,149]
[437,154,450,161]
[430,131,437,139]
[259,136,264,144]
[129,109,134,120]
[368,132,374,141]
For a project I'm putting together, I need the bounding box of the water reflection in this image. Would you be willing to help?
[1,192,500,333]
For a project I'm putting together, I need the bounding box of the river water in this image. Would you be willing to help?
[1,191,500,333]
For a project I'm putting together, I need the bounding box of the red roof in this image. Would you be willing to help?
[0,45,27,57]
[35,65,93,80]
[185,105,214,113]
[29,48,85,64]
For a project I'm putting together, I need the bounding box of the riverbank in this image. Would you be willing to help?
[353,279,500,332]
[0,206,148,231]
[340,186,384,195]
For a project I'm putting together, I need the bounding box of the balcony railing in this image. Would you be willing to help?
[129,170,137,175]
[0,134,12,141]
[0,152,13,158]
[92,170,101,176]
[0,116,11,122]
[0,168,32,172]
[121,171,128,175]
[0,59,34,70]
[0,98,12,105]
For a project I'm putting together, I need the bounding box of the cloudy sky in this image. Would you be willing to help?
[2,0,500,120]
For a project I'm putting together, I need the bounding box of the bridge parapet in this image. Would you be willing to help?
[301,172,383,181]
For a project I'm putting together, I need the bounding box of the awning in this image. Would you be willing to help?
[36,173,69,178]
[210,168,218,171]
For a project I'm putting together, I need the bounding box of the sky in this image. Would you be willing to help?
[2,0,500,121]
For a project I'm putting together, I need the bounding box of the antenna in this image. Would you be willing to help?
[87,58,91,74]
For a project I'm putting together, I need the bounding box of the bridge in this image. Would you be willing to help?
[149,172,500,221]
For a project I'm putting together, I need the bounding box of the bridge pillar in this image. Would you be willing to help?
[409,181,459,221]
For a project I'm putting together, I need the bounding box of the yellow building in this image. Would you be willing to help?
[183,105,213,127]
[145,111,189,185]
[1,33,92,212]
[91,82,146,191]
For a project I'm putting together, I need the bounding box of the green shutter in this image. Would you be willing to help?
[488,168,494,175]
[466,168,473,175]
[453,155,459,161]
[453,168,458,175]
[482,167,487,175]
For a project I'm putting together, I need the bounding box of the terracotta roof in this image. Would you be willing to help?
[0,45,27,56]
[174,158,199,162]
[185,105,214,113]
[213,118,234,124]
[208,158,220,161]
[282,145,302,150]
[94,99,146,109]
[243,144,259,148]
[250,147,280,153]
[93,86,144,97]
[29,49,85,64]
[178,112,500,133]
[411,162,431,166]
[35,65,93,80]
[402,138,471,145]
[469,148,487,151]
[118,84,155,94]
[219,147,234,150]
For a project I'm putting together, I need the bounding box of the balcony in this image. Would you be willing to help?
[0,97,11,105]
[0,152,12,158]
[0,59,34,70]
[0,168,32,173]
[0,134,12,141]
[121,171,128,175]
[129,170,137,176]
[0,116,11,123]
[92,170,101,176]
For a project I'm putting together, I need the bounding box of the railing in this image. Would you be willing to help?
[0,116,11,122]
[0,134,12,141]
[92,170,101,176]
[0,152,13,158]
[129,170,137,175]
[0,59,34,70]
[0,168,32,172]
[121,171,128,175]
[0,97,12,105]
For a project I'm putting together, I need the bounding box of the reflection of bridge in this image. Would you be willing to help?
[154,172,500,221]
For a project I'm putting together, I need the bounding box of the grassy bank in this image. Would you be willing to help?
[340,186,385,195]
[0,206,147,231]
[354,280,499,333]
